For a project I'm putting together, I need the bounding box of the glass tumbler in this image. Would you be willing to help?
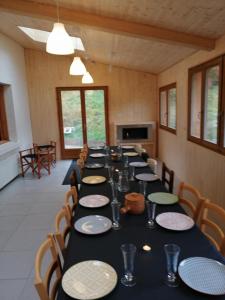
[139,181,147,198]
[129,166,135,181]
[104,155,109,168]
[121,243,137,287]
[110,180,118,203]
[118,170,130,192]
[164,244,180,287]
[111,201,121,230]
[123,155,129,168]
[145,201,156,228]
[107,166,114,182]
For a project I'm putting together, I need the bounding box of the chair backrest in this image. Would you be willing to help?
[69,169,79,190]
[77,158,84,176]
[54,206,72,255]
[178,182,206,222]
[34,234,61,300]
[162,162,174,193]
[199,200,225,255]
[64,186,78,219]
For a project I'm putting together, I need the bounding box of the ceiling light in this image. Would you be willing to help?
[82,72,94,84]
[46,22,74,55]
[70,57,86,75]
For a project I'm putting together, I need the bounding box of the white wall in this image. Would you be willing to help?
[0,33,33,189]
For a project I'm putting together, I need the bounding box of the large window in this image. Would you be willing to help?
[0,85,8,143]
[159,83,176,134]
[188,57,225,154]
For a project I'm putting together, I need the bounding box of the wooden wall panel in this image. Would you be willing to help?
[158,34,225,208]
[25,49,157,159]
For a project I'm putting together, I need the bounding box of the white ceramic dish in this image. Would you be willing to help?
[90,153,106,158]
[178,257,225,295]
[135,173,159,181]
[148,192,178,205]
[129,162,148,167]
[82,176,106,184]
[74,215,112,235]
[122,145,134,149]
[62,260,118,299]
[79,195,110,208]
[123,152,138,157]
[156,212,194,231]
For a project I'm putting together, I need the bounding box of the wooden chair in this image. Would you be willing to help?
[54,206,72,258]
[34,145,51,179]
[162,162,174,193]
[199,200,225,255]
[77,158,84,176]
[34,234,61,300]
[19,148,38,177]
[178,182,206,222]
[64,186,78,219]
[50,141,56,166]
[69,169,80,191]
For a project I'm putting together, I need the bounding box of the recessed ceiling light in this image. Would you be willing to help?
[18,26,85,51]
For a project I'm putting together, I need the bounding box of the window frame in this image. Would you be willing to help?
[159,82,177,134]
[188,56,225,155]
[0,85,9,143]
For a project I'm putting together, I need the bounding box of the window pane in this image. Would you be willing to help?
[61,90,83,149]
[160,91,167,126]
[190,72,202,138]
[85,90,106,146]
[203,65,219,144]
[168,88,176,129]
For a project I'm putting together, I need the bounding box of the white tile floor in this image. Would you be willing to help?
[0,160,71,300]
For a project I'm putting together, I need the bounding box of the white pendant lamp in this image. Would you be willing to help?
[70,57,86,75]
[82,71,94,84]
[46,22,74,55]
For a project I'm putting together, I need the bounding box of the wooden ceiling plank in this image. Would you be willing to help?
[0,0,215,50]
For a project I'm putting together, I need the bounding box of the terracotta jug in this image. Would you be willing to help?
[120,192,145,214]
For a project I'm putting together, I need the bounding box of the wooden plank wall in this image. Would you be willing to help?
[25,49,157,158]
[158,34,225,208]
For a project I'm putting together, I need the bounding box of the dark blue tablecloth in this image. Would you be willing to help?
[57,148,225,300]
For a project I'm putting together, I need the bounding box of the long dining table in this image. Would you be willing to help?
[57,147,225,300]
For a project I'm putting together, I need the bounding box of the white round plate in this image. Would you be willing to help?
[129,162,148,167]
[85,163,104,169]
[90,153,105,158]
[123,152,138,157]
[122,145,134,149]
[82,176,106,184]
[156,212,194,231]
[178,257,225,295]
[135,173,159,181]
[79,195,110,208]
[89,146,103,150]
[74,215,112,235]
[62,260,118,300]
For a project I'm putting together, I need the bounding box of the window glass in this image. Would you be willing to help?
[190,72,202,138]
[168,88,176,129]
[203,66,219,144]
[160,91,167,126]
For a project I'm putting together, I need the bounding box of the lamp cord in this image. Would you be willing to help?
[56,0,59,23]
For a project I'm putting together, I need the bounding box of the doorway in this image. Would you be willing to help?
[56,86,109,159]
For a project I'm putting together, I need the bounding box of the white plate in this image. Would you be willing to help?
[148,192,178,205]
[74,215,112,235]
[82,176,106,184]
[62,260,118,300]
[122,145,134,149]
[129,162,148,167]
[178,257,225,295]
[156,212,194,231]
[79,195,110,208]
[123,152,138,157]
[135,173,159,181]
[90,153,105,158]
[89,146,103,150]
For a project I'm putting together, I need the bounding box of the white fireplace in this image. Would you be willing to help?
[114,121,156,157]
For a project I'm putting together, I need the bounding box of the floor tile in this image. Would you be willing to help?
[0,279,26,300]
[0,251,35,279]
[18,213,55,231]
[3,228,48,252]
[18,277,39,300]
[0,216,24,231]
[0,231,14,250]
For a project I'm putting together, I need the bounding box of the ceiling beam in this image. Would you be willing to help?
[0,0,215,50]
